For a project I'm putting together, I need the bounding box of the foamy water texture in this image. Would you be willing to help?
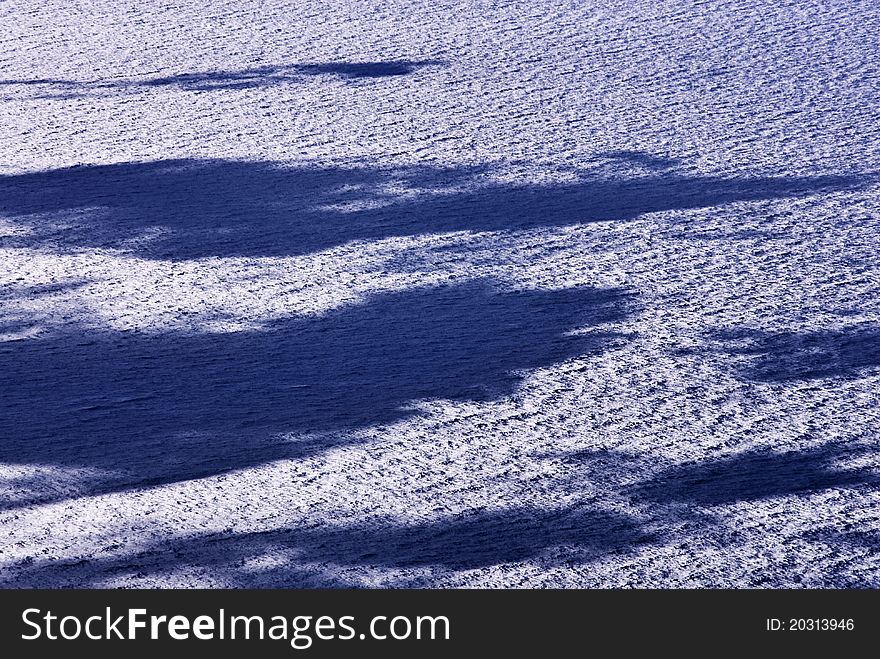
[0,0,878,587]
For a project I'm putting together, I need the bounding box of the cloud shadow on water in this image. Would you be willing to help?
[0,504,654,587]
[694,327,880,382]
[632,442,878,507]
[0,157,869,260]
[0,281,634,506]
[0,60,445,97]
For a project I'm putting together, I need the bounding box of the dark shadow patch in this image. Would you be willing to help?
[697,326,880,382]
[0,60,445,96]
[0,281,633,505]
[633,442,878,507]
[0,158,866,260]
[296,61,435,78]
[597,150,681,170]
[304,506,655,570]
[0,504,653,587]
[803,527,880,551]
[0,280,90,299]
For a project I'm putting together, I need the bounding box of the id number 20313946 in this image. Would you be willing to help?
[766,618,854,631]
